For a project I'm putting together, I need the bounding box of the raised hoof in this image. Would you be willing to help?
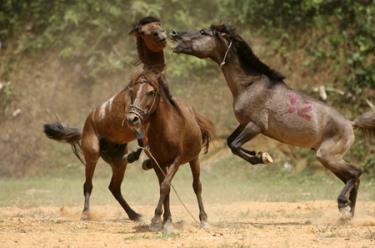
[142,159,153,171]
[339,206,352,220]
[261,152,273,164]
[129,213,143,222]
[126,151,140,164]
[200,221,209,229]
[163,219,174,233]
[81,211,90,221]
[149,217,163,232]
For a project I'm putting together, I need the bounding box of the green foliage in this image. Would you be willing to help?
[0,0,220,80]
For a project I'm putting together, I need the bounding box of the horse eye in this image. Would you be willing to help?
[200,29,206,35]
[146,90,155,96]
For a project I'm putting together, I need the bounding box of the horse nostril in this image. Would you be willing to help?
[132,116,139,123]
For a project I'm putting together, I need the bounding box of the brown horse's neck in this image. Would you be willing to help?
[137,38,165,72]
[147,98,174,134]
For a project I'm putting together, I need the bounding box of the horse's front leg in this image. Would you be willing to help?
[150,158,180,231]
[228,123,273,164]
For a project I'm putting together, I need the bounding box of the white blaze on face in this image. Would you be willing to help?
[134,84,145,106]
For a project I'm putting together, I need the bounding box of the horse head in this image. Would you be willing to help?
[126,72,161,128]
[129,16,167,53]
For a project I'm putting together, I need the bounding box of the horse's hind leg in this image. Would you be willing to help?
[80,124,100,220]
[81,157,98,220]
[109,161,141,221]
[228,123,272,165]
[316,138,362,217]
[189,157,208,228]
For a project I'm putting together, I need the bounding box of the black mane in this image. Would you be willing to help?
[211,24,285,82]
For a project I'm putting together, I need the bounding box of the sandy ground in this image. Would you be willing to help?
[1,201,375,248]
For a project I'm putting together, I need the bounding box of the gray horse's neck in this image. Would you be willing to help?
[219,54,260,98]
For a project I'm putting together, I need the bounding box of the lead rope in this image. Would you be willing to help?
[139,146,210,233]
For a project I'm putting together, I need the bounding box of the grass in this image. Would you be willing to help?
[1,154,375,208]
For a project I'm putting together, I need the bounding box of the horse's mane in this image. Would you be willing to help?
[211,24,285,82]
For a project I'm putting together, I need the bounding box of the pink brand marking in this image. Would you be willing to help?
[287,93,313,121]
[288,93,298,113]
[297,101,312,121]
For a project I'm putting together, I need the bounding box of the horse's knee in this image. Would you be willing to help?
[228,140,240,155]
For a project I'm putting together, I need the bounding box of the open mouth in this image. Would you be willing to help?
[168,38,192,54]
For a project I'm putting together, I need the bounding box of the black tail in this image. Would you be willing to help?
[353,111,375,137]
[43,122,84,164]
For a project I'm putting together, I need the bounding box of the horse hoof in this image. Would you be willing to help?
[339,206,352,220]
[201,221,209,229]
[163,219,174,233]
[130,213,143,222]
[261,152,273,164]
[142,159,153,170]
[81,211,90,221]
[149,217,163,232]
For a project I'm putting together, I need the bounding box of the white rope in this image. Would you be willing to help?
[220,40,233,67]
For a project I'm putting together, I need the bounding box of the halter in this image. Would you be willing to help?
[220,40,232,68]
[127,77,160,123]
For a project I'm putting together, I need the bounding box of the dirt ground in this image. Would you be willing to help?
[1,201,375,247]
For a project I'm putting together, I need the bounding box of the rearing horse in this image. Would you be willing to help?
[171,24,375,217]
[43,17,167,221]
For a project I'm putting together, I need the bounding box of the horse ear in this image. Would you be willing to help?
[129,25,140,36]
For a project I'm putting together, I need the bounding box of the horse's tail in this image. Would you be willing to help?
[43,122,85,164]
[193,110,215,154]
[352,111,375,137]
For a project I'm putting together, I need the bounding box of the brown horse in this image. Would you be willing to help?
[126,71,215,231]
[171,24,375,217]
[43,17,167,221]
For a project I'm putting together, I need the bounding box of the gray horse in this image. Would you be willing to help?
[170,24,375,217]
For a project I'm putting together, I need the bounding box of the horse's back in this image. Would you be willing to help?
[264,84,353,149]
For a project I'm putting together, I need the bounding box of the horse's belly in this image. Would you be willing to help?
[264,115,321,148]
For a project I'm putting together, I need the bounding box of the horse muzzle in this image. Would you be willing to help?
[126,112,142,128]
